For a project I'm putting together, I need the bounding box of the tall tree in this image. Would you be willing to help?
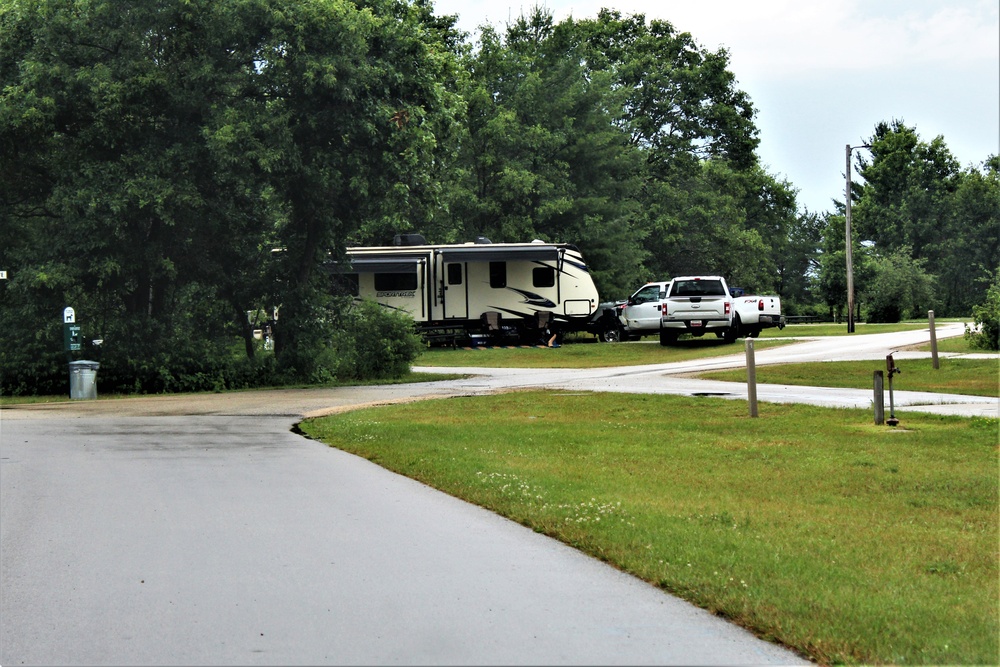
[568,9,758,173]
[853,120,999,316]
[452,7,785,298]
[453,8,647,297]
[0,0,464,391]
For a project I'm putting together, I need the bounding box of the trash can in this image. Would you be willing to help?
[69,360,100,400]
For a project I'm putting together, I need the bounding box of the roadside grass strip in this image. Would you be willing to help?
[300,391,1000,666]
[698,357,999,398]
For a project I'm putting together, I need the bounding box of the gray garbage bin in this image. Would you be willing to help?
[69,360,100,400]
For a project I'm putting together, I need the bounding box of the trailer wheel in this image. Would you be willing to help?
[599,325,624,343]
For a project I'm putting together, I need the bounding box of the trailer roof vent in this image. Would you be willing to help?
[393,233,427,246]
[474,236,492,244]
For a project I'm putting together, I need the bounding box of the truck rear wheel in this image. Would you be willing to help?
[659,329,678,346]
[723,316,740,344]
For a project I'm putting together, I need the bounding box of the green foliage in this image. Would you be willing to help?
[965,269,1000,350]
[852,121,999,317]
[449,8,787,299]
[816,213,875,319]
[0,0,462,391]
[861,245,935,323]
[449,10,648,297]
[330,299,423,381]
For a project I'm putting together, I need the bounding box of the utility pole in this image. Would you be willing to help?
[845,143,870,333]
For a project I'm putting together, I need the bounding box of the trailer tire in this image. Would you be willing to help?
[599,324,624,343]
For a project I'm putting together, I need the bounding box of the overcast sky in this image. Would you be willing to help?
[433,0,1000,214]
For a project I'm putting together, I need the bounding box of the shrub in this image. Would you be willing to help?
[965,270,1000,350]
[861,246,935,323]
[330,299,423,381]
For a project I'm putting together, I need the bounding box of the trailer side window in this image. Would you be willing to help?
[335,273,360,297]
[374,272,418,291]
[489,261,506,288]
[532,266,555,288]
[447,263,463,285]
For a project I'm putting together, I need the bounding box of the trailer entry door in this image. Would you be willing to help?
[443,262,468,319]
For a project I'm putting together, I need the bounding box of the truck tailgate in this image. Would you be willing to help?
[665,296,728,319]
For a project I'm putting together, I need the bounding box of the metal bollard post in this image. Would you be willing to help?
[886,354,900,426]
[745,338,758,418]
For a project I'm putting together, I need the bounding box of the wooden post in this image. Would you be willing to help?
[928,310,939,369]
[873,370,884,425]
[745,338,758,418]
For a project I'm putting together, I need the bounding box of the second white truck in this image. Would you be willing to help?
[618,276,784,345]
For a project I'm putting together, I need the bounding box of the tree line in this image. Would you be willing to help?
[1,0,997,394]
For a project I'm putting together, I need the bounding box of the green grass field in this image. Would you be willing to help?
[698,357,999,397]
[300,391,1000,665]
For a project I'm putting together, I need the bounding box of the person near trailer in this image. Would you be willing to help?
[546,320,560,348]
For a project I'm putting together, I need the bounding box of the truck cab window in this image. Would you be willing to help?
[631,285,660,303]
[671,280,725,297]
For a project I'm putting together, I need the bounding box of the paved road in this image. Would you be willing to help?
[2,413,804,666]
[1,326,994,665]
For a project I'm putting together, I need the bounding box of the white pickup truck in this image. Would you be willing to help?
[618,276,784,345]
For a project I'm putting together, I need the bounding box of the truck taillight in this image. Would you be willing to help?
[724,302,730,315]
[758,299,764,311]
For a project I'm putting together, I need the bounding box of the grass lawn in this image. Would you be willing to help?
[417,337,791,368]
[907,334,980,354]
[300,391,1000,665]
[698,357,999,397]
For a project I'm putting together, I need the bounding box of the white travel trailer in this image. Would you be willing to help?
[337,235,605,344]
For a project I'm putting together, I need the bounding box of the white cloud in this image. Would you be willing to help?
[438,0,999,78]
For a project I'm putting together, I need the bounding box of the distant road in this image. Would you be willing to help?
[414,323,998,418]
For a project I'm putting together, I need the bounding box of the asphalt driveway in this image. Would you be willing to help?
[1,407,805,665]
